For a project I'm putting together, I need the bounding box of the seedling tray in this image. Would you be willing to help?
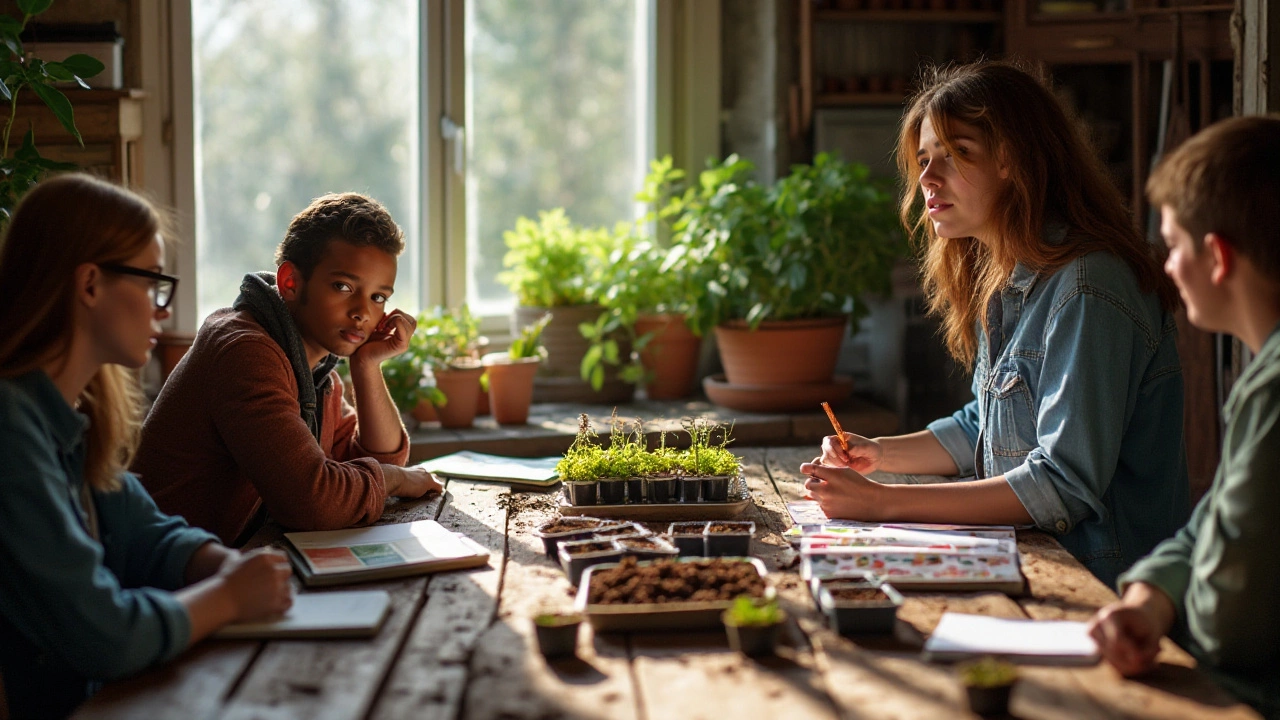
[575,557,772,632]
[558,496,752,521]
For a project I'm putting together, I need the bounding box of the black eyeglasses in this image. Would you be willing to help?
[98,264,179,309]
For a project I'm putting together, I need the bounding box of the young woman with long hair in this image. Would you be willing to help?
[803,61,1190,587]
[0,174,293,719]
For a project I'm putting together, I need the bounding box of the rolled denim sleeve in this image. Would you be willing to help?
[927,401,980,477]
[1004,290,1136,534]
[96,473,220,591]
[0,422,192,680]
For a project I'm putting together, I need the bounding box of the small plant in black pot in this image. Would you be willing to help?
[957,656,1018,716]
[557,414,606,506]
[679,417,741,502]
[532,612,583,660]
[704,521,755,557]
[722,596,785,658]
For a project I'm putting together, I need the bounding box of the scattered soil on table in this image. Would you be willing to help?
[498,492,558,519]
[540,518,607,534]
[706,522,753,534]
[587,557,766,604]
[829,588,890,602]
[564,541,617,556]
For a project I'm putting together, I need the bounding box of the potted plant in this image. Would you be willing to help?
[0,3,106,226]
[482,313,550,425]
[679,417,741,502]
[721,596,786,658]
[673,154,905,411]
[556,414,605,506]
[499,209,633,404]
[417,305,486,429]
[956,656,1019,716]
[532,611,583,660]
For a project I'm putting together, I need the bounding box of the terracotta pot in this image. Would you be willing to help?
[514,304,634,404]
[634,313,702,400]
[714,317,847,386]
[431,364,486,429]
[411,400,438,424]
[483,353,541,425]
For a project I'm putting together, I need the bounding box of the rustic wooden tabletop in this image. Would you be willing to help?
[75,447,1259,720]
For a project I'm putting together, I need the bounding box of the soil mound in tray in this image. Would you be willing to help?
[706,522,752,534]
[541,518,607,534]
[587,557,766,605]
[828,587,890,602]
[564,541,617,556]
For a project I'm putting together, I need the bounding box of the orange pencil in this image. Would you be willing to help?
[821,402,849,452]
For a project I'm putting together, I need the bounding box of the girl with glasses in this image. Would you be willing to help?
[0,174,293,719]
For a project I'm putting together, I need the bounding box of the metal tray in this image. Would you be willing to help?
[574,557,772,632]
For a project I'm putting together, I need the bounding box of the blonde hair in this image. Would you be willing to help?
[0,174,164,491]
[896,61,1177,366]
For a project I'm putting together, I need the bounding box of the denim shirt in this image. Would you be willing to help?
[0,370,218,719]
[927,249,1190,587]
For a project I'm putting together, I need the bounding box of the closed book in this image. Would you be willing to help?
[923,613,1101,665]
[214,590,391,639]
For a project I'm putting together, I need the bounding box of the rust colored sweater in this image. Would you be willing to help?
[133,309,410,545]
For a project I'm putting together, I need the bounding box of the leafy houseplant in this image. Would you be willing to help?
[482,314,550,426]
[721,596,785,657]
[674,153,907,407]
[417,305,486,429]
[500,209,633,404]
[0,0,106,226]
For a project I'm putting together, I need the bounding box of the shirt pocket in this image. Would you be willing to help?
[986,367,1037,457]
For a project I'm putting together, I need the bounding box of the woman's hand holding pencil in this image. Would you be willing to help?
[818,402,884,474]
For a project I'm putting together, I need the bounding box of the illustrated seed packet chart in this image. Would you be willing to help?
[788,501,1025,594]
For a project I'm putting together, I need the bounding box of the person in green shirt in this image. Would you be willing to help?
[1088,115,1280,717]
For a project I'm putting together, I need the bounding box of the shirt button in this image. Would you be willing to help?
[1055,520,1067,532]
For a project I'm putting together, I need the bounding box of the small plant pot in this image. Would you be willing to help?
[701,475,733,502]
[431,363,485,429]
[646,476,677,503]
[625,477,645,503]
[722,616,783,658]
[558,539,623,587]
[482,353,541,425]
[965,683,1014,716]
[668,521,709,556]
[817,582,904,636]
[596,477,627,505]
[563,481,598,506]
[704,521,755,557]
[612,535,680,561]
[533,614,582,659]
[532,516,613,559]
[677,476,703,503]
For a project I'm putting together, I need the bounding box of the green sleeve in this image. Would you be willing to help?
[1182,380,1280,670]
[1117,496,1203,616]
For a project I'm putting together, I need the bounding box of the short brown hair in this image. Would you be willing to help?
[275,192,404,278]
[1147,115,1280,282]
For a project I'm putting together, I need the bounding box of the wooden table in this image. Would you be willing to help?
[76,448,1259,720]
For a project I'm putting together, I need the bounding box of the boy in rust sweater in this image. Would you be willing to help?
[134,193,440,546]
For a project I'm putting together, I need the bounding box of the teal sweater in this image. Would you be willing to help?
[0,371,218,719]
[1119,323,1280,718]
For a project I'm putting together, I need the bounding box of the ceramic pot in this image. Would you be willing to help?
[714,317,847,386]
[482,352,541,425]
[635,313,701,400]
[431,363,485,429]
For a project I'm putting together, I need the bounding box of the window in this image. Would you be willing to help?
[192,0,420,321]
[193,0,653,326]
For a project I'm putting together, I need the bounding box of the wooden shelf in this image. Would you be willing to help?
[816,92,907,107]
[815,9,1002,23]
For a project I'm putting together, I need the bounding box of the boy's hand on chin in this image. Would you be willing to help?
[352,309,417,365]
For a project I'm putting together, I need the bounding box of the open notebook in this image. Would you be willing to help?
[923,612,1101,665]
[418,451,560,487]
[214,590,391,639]
[284,520,490,587]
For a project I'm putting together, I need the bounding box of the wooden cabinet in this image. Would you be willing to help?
[796,1,1003,135]
[10,88,144,188]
